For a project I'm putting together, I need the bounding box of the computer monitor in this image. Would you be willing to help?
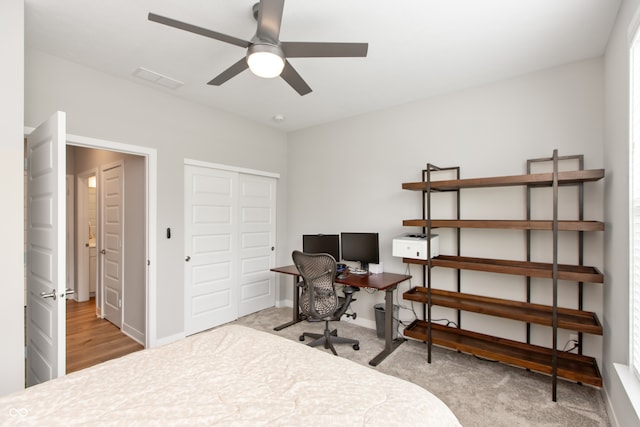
[340,232,379,271]
[302,234,340,261]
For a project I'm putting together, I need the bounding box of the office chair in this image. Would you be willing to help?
[292,250,360,355]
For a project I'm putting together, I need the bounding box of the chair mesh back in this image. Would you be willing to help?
[292,251,339,318]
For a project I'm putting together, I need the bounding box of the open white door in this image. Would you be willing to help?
[26,111,67,386]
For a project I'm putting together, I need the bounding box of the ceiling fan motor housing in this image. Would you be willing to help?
[246,43,285,78]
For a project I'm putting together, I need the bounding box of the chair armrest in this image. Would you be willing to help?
[334,286,359,319]
[342,285,359,295]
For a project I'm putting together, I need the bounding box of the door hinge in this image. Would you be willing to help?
[147,259,150,266]
[24,157,28,171]
[118,299,122,309]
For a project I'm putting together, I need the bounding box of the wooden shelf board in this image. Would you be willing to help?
[403,320,602,387]
[402,255,604,283]
[402,219,604,231]
[402,169,604,191]
[403,287,602,335]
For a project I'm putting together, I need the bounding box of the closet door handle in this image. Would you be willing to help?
[185,256,191,262]
[100,249,106,254]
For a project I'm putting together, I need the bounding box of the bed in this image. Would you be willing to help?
[0,324,460,426]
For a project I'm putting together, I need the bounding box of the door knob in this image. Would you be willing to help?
[185,256,191,262]
[40,289,57,300]
[62,288,75,298]
[100,249,106,254]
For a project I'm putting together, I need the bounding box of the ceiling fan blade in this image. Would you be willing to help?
[280,60,312,96]
[255,0,285,43]
[281,42,368,58]
[207,58,249,86]
[148,13,250,48]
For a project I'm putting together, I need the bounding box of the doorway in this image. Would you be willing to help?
[25,117,157,384]
[64,133,157,350]
[67,146,146,346]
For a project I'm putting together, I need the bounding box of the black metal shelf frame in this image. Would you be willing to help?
[412,150,597,401]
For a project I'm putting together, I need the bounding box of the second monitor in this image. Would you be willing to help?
[302,234,340,262]
[341,232,379,272]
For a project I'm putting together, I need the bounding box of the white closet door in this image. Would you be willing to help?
[184,165,238,335]
[238,174,276,316]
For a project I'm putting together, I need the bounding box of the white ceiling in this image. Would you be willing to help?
[25,0,621,132]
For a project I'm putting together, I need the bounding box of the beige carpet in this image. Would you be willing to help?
[232,307,610,427]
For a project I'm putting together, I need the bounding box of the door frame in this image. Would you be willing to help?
[66,174,75,301]
[76,168,98,303]
[24,126,158,348]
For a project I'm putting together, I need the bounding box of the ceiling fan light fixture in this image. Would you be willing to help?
[247,43,285,78]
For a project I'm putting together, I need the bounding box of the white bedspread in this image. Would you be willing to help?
[0,324,460,426]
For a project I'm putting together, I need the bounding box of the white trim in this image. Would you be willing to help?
[603,385,620,427]
[65,174,75,301]
[75,169,98,303]
[120,328,144,346]
[624,21,640,427]
[630,21,636,379]
[24,126,158,348]
[630,5,640,43]
[184,158,280,179]
[615,363,640,421]
[154,332,185,347]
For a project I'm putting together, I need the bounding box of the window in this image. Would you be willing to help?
[630,29,640,381]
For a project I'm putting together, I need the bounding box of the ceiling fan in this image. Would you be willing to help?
[148,0,368,96]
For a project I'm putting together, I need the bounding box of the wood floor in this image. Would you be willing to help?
[66,298,143,374]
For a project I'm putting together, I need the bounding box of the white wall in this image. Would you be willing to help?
[603,0,640,425]
[288,58,605,361]
[25,49,289,342]
[0,0,25,396]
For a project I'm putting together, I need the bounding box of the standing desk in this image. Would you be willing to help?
[271,265,411,366]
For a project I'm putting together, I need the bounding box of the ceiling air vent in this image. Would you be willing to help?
[133,67,183,89]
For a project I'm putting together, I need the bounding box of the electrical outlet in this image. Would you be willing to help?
[569,333,579,342]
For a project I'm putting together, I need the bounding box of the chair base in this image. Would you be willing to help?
[299,321,359,355]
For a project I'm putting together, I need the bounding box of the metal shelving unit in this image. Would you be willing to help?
[400,150,605,400]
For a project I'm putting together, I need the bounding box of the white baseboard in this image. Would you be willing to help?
[275,298,292,309]
[122,322,145,346]
[154,332,185,347]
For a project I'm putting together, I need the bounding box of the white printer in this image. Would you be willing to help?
[392,233,439,260]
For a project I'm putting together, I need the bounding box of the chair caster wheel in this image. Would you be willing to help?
[299,335,305,341]
[352,313,357,320]
[353,344,360,351]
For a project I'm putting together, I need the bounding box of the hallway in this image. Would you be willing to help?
[66,298,143,374]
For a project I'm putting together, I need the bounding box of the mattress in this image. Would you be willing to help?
[0,324,460,426]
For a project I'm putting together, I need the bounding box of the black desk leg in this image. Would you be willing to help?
[274,275,302,331]
[369,286,405,366]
